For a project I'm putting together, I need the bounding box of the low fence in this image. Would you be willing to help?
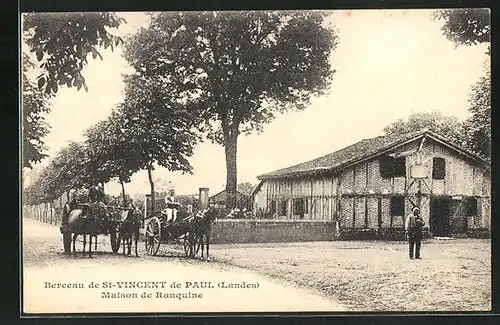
[209,219,339,244]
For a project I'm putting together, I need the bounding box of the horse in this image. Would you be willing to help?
[118,205,143,256]
[191,205,218,261]
[69,201,108,258]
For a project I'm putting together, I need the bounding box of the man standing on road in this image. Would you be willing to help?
[405,206,425,260]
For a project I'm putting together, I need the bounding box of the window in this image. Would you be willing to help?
[293,198,309,218]
[466,197,478,216]
[269,200,277,214]
[432,157,446,179]
[390,196,405,216]
[379,156,406,178]
[380,156,393,179]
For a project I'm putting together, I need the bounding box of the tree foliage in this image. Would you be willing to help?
[21,12,126,169]
[433,8,491,160]
[383,110,490,160]
[433,9,490,49]
[464,69,491,159]
[120,73,202,174]
[23,12,126,96]
[23,141,89,205]
[117,73,203,211]
[22,53,51,168]
[237,182,255,195]
[124,11,338,208]
[383,111,467,144]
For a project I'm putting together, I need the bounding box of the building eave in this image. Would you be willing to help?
[257,130,491,181]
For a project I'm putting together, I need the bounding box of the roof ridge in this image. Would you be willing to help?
[257,127,489,180]
[257,130,427,179]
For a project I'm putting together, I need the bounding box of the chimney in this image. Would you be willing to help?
[199,188,209,210]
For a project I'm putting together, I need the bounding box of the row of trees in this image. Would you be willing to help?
[23,11,339,209]
[22,9,490,211]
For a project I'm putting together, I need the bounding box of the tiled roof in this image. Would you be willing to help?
[257,129,488,180]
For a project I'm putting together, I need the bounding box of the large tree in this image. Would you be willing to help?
[383,111,468,147]
[84,109,143,206]
[118,73,202,212]
[124,11,338,208]
[21,12,126,169]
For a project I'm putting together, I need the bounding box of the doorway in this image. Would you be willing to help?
[430,198,451,237]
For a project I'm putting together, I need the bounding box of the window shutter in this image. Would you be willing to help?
[380,156,394,179]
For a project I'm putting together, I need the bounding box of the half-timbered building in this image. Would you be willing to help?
[252,129,491,237]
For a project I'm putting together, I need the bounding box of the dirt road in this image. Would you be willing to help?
[212,240,491,311]
[22,218,346,314]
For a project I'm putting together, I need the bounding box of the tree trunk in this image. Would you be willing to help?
[147,164,156,213]
[66,190,70,202]
[224,133,238,210]
[59,196,63,219]
[120,180,127,207]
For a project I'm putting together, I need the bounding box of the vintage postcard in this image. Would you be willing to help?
[21,9,491,314]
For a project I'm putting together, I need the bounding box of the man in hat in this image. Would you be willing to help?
[405,206,425,259]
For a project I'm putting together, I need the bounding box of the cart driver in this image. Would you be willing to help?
[163,189,181,224]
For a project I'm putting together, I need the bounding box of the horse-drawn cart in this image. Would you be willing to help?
[143,212,201,258]
[60,203,129,255]
[143,202,218,260]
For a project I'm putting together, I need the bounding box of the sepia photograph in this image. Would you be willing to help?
[20,9,491,314]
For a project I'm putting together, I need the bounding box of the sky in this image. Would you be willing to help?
[22,9,490,198]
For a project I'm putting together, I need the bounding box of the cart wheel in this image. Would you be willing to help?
[110,228,120,254]
[145,217,161,256]
[62,232,72,254]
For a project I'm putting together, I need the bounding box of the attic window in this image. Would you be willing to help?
[380,156,406,178]
[432,157,446,180]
